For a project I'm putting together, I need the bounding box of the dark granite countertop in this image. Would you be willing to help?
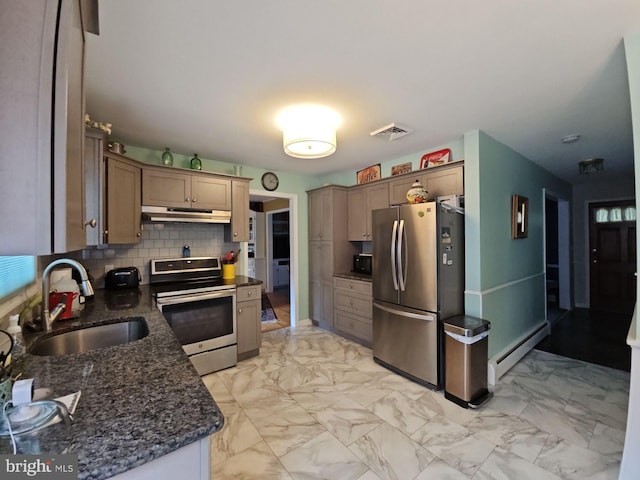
[334,272,373,282]
[0,286,223,479]
[234,275,263,287]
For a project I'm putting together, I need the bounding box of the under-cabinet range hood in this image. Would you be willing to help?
[142,206,231,224]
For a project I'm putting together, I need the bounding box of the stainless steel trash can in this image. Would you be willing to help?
[443,315,492,408]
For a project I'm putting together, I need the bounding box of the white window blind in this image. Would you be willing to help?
[0,256,36,300]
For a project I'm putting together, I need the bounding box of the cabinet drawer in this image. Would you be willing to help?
[334,290,372,316]
[237,285,260,302]
[333,277,372,296]
[334,310,372,343]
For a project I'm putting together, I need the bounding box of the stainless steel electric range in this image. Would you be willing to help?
[150,257,236,375]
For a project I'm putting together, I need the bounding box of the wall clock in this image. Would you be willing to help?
[261,172,279,191]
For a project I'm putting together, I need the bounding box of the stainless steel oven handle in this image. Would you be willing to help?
[156,290,236,307]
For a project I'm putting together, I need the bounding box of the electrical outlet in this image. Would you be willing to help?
[105,264,114,275]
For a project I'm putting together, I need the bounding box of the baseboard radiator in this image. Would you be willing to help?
[487,321,550,385]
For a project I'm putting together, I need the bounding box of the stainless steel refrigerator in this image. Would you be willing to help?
[372,202,464,389]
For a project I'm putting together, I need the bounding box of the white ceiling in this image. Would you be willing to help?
[85,0,640,185]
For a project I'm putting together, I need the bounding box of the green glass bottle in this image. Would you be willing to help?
[190,153,202,170]
[161,147,173,166]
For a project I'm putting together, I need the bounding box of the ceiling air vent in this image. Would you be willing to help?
[369,123,413,141]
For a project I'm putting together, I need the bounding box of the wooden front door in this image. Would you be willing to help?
[589,200,637,313]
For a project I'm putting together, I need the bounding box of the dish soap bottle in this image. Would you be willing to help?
[6,314,23,364]
[190,153,202,170]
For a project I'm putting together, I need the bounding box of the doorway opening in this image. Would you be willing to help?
[536,193,634,371]
[249,190,297,333]
[543,191,570,325]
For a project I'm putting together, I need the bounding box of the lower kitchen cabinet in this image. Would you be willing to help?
[112,437,210,480]
[333,277,373,346]
[236,285,261,360]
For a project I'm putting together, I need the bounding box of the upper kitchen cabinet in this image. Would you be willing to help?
[84,128,106,245]
[348,182,389,241]
[84,130,142,245]
[142,166,232,211]
[387,163,464,205]
[423,163,464,198]
[104,154,142,244]
[226,179,250,242]
[0,0,92,255]
[308,187,344,241]
[389,175,423,206]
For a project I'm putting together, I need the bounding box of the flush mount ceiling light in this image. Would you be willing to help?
[561,134,581,144]
[578,158,604,174]
[276,104,341,159]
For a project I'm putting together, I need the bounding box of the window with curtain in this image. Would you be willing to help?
[0,256,36,300]
[594,206,636,223]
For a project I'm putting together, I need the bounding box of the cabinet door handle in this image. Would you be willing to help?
[136,232,142,237]
[192,198,197,203]
[248,291,252,296]
[234,232,238,237]
[238,308,242,313]
[85,218,97,228]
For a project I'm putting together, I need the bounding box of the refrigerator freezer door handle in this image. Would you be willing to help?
[398,220,406,291]
[373,301,435,322]
[391,220,399,291]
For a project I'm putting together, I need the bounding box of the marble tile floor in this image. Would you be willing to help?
[202,325,630,480]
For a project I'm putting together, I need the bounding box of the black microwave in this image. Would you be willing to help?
[353,254,372,275]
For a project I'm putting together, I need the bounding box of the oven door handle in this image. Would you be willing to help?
[156,290,235,306]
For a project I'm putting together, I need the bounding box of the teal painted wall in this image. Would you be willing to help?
[464,130,571,358]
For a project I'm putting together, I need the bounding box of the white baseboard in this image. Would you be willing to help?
[295,318,313,327]
[487,321,550,385]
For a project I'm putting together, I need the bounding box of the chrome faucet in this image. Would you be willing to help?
[41,259,94,332]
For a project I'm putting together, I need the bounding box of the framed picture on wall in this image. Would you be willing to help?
[511,194,529,239]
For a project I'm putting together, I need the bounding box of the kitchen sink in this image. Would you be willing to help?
[29,317,149,356]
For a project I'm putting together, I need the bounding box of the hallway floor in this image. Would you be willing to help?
[262,286,291,333]
[535,308,632,372]
[204,325,629,479]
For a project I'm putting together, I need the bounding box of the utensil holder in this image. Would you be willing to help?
[222,264,235,280]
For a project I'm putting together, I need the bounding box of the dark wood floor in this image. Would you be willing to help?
[262,286,290,333]
[535,308,632,372]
